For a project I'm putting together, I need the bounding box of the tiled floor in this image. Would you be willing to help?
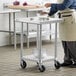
[0,40,76,76]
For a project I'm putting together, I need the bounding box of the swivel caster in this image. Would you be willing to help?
[20,60,27,69]
[54,61,61,69]
[39,65,45,72]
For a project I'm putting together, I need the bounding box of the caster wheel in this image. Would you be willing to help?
[54,61,61,69]
[37,62,39,65]
[20,60,27,69]
[39,65,45,72]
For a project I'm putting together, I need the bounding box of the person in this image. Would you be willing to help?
[41,0,76,67]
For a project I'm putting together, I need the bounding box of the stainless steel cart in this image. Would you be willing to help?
[15,16,62,72]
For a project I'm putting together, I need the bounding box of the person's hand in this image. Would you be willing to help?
[45,3,51,8]
[39,11,48,15]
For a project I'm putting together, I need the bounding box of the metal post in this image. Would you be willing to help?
[13,12,16,50]
[8,13,11,45]
[54,23,58,61]
[26,11,29,48]
[20,22,24,58]
[37,24,42,66]
[37,24,39,50]
[50,24,51,40]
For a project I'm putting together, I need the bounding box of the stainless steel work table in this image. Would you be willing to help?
[15,16,62,72]
[7,5,50,49]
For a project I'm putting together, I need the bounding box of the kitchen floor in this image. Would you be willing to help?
[0,40,76,76]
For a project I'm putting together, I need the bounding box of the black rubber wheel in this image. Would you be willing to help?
[54,61,61,69]
[20,60,27,69]
[39,65,45,72]
[37,62,39,65]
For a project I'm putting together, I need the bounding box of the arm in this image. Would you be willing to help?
[48,0,74,16]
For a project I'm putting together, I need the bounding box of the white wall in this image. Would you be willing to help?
[0,0,11,46]
[0,0,57,46]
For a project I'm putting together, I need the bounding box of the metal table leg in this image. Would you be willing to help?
[26,11,29,48]
[20,22,24,58]
[8,13,11,45]
[54,23,57,61]
[37,24,42,67]
[50,24,51,40]
[54,23,61,69]
[37,24,46,72]
[26,23,29,48]
[13,12,16,50]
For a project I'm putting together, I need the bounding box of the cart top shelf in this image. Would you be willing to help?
[15,16,63,24]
